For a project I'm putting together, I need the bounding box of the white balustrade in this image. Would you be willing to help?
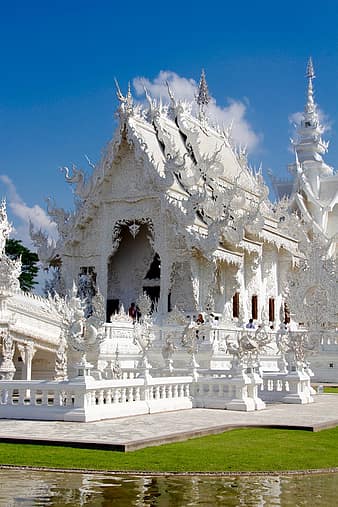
[193,370,265,412]
[261,370,313,404]
[0,375,193,422]
[0,363,315,422]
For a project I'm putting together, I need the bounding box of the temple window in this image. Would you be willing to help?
[284,302,290,324]
[233,292,240,318]
[251,295,258,320]
[269,297,275,322]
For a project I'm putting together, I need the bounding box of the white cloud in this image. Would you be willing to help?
[133,70,261,152]
[0,174,57,248]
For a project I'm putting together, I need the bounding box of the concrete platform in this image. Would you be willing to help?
[1,394,338,452]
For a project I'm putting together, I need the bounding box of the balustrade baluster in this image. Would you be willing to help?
[28,390,36,405]
[127,387,133,402]
[64,392,71,407]
[18,389,26,406]
[112,388,119,403]
[105,388,112,404]
[98,389,104,406]
[42,391,48,406]
[121,387,127,403]
[54,391,62,406]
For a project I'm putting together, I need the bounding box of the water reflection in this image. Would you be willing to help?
[1,469,338,506]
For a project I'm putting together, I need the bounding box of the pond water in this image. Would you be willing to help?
[0,469,337,506]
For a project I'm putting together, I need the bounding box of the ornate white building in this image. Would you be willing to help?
[0,60,337,421]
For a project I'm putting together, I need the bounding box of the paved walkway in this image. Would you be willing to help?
[1,394,338,451]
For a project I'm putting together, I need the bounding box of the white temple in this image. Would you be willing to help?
[0,59,337,422]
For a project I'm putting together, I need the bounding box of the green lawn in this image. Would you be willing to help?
[1,427,338,472]
[323,386,338,394]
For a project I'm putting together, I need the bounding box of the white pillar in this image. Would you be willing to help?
[18,341,36,381]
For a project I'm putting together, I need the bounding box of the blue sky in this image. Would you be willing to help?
[1,0,338,245]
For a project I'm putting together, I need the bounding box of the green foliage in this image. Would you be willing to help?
[1,427,338,472]
[5,239,39,292]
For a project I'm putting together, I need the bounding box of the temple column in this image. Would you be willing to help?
[244,252,262,323]
[96,203,114,303]
[277,252,292,326]
[236,263,247,325]
[261,246,278,323]
[17,341,36,381]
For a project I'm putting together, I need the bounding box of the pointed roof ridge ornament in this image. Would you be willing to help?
[196,69,210,107]
[143,84,155,108]
[114,78,124,102]
[127,81,133,103]
[166,81,176,104]
[196,69,210,123]
[166,81,178,120]
[114,78,134,118]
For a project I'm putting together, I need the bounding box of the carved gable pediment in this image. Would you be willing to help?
[108,139,155,200]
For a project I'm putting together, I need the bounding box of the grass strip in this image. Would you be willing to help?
[1,427,338,472]
[323,387,338,394]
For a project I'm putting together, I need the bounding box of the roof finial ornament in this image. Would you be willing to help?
[126,81,133,104]
[166,81,176,105]
[196,69,210,123]
[166,81,178,120]
[143,85,157,121]
[114,78,134,118]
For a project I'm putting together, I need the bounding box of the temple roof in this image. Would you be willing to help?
[38,77,304,262]
[120,94,261,197]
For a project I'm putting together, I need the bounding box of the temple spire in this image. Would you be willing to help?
[196,69,210,122]
[306,56,315,78]
[305,57,316,117]
[289,57,333,195]
[291,57,329,166]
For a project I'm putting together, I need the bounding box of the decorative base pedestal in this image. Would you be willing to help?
[282,369,314,404]
[226,397,256,411]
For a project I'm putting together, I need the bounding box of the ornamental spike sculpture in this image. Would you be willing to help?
[196,69,210,122]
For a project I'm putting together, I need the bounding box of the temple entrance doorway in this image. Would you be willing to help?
[106,223,160,320]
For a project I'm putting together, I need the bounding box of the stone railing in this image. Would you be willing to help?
[319,332,338,349]
[260,373,290,403]
[0,366,315,423]
[0,375,193,422]
[192,368,266,412]
[260,370,313,404]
